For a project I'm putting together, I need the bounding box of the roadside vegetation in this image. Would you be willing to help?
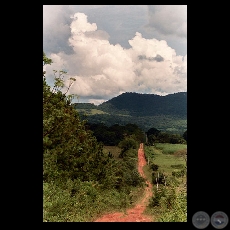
[143,144,187,222]
[43,52,187,222]
[74,90,187,135]
[43,52,146,222]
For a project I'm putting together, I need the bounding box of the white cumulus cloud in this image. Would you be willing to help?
[44,12,187,105]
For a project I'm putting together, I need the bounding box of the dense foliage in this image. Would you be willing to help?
[146,127,186,145]
[144,145,187,222]
[43,52,145,222]
[77,112,186,135]
[86,123,145,146]
[73,91,187,134]
[97,92,187,117]
[43,53,109,183]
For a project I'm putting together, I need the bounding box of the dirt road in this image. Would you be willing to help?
[94,143,153,222]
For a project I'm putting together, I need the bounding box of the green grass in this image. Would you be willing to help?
[77,109,108,115]
[145,144,186,176]
[143,144,187,222]
[90,109,109,115]
[154,149,185,176]
[154,143,187,154]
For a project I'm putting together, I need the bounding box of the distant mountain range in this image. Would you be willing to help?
[73,92,187,134]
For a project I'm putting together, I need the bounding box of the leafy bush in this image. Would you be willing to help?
[150,163,159,171]
[158,187,187,222]
[43,52,145,222]
[172,169,186,177]
[148,182,187,222]
[149,186,166,207]
[43,179,133,222]
[118,136,138,158]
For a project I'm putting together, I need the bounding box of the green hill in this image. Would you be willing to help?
[73,92,187,134]
[98,92,187,117]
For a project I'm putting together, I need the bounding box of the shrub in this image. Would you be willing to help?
[172,169,186,178]
[150,163,159,171]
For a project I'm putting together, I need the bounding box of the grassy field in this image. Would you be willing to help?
[154,143,187,154]
[153,149,186,176]
[103,145,122,159]
[77,109,109,115]
[144,144,186,176]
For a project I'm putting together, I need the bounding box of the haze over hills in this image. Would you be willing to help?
[73,92,187,134]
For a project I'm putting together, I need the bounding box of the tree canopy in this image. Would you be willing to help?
[43,52,113,183]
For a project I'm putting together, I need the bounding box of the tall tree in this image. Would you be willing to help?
[43,52,113,183]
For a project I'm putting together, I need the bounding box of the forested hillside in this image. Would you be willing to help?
[98,92,187,117]
[73,92,187,134]
[74,92,187,117]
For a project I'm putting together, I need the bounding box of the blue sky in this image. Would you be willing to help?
[43,5,187,105]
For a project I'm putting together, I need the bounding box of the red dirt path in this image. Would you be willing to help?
[94,143,153,222]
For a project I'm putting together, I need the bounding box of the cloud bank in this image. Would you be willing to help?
[44,12,187,105]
